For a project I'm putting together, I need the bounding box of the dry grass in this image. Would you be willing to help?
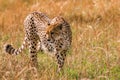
[0,0,120,80]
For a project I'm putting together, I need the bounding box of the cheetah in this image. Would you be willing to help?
[4,11,72,72]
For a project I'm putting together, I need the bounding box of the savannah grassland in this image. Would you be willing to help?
[0,0,120,80]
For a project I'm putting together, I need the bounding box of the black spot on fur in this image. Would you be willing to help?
[47,39,50,41]
[51,32,54,35]
[48,23,50,25]
[59,45,62,48]
[31,55,35,57]
[58,24,62,30]
[30,51,36,53]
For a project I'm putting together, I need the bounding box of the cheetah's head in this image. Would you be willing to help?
[46,16,65,36]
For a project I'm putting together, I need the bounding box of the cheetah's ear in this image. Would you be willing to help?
[56,16,65,23]
[46,16,65,34]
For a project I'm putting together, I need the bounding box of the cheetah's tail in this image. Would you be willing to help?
[4,37,27,55]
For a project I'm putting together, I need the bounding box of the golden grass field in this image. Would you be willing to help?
[0,0,120,80]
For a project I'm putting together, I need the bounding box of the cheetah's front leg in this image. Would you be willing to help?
[55,50,67,73]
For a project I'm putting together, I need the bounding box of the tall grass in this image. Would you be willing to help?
[0,0,120,80]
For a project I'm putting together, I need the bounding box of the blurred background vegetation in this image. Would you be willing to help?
[0,0,120,80]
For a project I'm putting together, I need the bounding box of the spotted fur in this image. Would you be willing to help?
[4,11,72,72]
